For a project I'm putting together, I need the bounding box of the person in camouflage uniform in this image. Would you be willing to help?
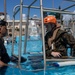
[44,15,75,59]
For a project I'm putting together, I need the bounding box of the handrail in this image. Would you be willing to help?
[64,0,75,2]
[62,4,75,11]
[43,9,75,15]
[12,5,20,55]
[13,5,20,17]
[28,0,37,8]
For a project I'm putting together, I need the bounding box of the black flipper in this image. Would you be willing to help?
[10,55,27,63]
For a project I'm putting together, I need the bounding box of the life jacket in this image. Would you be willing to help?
[54,30,68,48]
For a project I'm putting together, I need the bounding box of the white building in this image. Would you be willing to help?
[7,20,26,36]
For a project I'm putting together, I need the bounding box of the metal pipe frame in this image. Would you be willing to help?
[23,5,40,9]
[12,5,20,55]
[13,7,20,17]
[4,0,6,21]
[12,2,24,68]
[28,0,37,8]
[29,18,41,20]
[64,0,75,2]
[62,4,75,11]
[12,0,40,68]
[18,0,23,68]
[40,0,46,70]
[13,5,20,17]
[43,9,75,15]
[23,8,30,54]
[12,1,23,68]
[12,15,15,55]
[12,0,75,70]
[46,59,75,62]
[23,0,37,54]
[22,5,75,15]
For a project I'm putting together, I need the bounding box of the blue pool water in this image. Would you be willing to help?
[3,36,75,75]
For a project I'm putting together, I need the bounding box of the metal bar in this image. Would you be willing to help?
[43,9,75,15]
[23,5,40,9]
[64,0,75,2]
[28,0,37,8]
[46,59,75,62]
[62,4,75,11]
[40,0,46,69]
[13,7,20,17]
[22,5,75,15]
[52,0,54,8]
[23,0,37,55]
[4,0,6,21]
[72,15,75,38]
[12,5,20,56]
[29,18,41,20]
[12,18,15,55]
[18,0,23,67]
[13,5,20,17]
[23,8,30,54]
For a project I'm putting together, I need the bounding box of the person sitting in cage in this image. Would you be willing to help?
[0,20,10,75]
[44,15,75,58]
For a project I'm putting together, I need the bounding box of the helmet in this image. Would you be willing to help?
[44,15,57,24]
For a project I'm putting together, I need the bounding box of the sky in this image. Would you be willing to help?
[0,0,75,20]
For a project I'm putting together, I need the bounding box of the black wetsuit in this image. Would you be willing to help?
[0,38,10,75]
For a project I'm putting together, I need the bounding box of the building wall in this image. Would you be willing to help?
[7,20,26,36]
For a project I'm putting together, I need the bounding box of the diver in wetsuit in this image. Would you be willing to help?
[0,20,10,75]
[44,15,75,58]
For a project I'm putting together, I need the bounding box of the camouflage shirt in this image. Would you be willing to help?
[45,29,75,58]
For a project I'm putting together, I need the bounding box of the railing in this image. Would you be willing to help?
[12,0,75,71]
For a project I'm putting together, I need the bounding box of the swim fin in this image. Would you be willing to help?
[10,55,27,63]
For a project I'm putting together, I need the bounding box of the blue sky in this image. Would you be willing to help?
[0,0,75,20]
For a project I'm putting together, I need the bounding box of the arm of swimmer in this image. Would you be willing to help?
[0,60,7,67]
[0,60,18,68]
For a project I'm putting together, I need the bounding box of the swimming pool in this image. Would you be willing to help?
[3,36,75,75]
